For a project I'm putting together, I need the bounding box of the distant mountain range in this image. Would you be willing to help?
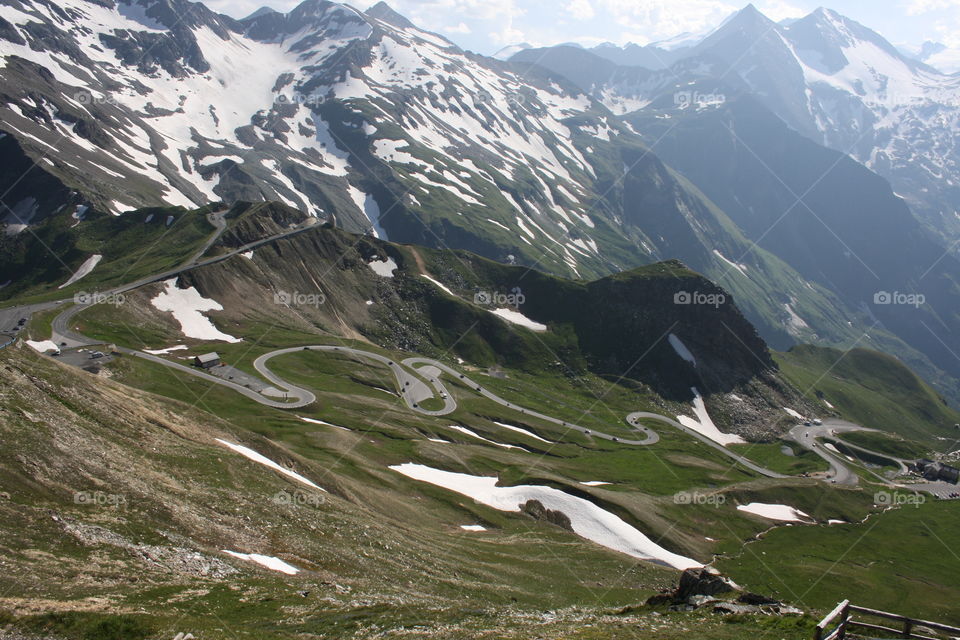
[0,0,958,405]
[512,5,960,250]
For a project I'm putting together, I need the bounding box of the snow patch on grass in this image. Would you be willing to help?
[298,416,350,432]
[26,340,60,353]
[390,463,701,569]
[215,439,324,491]
[677,387,745,446]
[489,308,547,332]
[447,425,526,450]
[143,345,188,355]
[783,407,804,420]
[493,421,552,443]
[737,502,812,523]
[222,550,299,575]
[421,274,454,295]
[368,257,398,278]
[151,278,241,343]
[59,254,102,289]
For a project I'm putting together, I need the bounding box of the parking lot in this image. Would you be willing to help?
[52,347,117,370]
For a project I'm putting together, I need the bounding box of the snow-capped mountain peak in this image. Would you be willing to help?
[0,0,614,274]
[365,1,417,30]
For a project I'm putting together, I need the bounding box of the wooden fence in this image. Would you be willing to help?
[815,600,960,640]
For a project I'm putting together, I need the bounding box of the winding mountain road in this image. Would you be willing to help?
[787,421,872,486]
[629,411,787,478]
[6,209,879,486]
[46,217,320,348]
[246,347,786,478]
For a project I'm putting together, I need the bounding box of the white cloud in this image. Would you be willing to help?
[592,0,738,39]
[446,21,472,33]
[566,0,596,20]
[387,0,522,22]
[758,0,806,22]
[489,24,527,45]
[905,0,960,15]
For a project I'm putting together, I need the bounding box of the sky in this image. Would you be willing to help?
[204,0,960,57]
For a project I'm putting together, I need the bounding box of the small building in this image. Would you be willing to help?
[194,352,221,369]
[913,459,960,484]
[940,464,960,484]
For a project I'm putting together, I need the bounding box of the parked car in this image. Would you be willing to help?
[89,351,105,359]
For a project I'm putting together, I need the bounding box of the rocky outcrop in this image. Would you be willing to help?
[520,499,573,531]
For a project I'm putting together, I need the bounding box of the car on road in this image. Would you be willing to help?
[89,351,105,359]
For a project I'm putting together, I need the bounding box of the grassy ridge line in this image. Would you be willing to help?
[774,344,960,444]
[0,205,224,305]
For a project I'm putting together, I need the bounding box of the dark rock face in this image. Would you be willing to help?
[739,592,782,606]
[676,567,738,601]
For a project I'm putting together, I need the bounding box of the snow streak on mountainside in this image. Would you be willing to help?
[0,0,622,276]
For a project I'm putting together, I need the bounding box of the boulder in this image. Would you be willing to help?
[738,592,781,606]
[676,567,739,600]
[520,499,573,531]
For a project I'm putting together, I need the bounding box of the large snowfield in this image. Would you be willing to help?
[151,278,241,343]
[390,463,701,569]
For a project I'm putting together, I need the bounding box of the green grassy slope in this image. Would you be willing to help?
[775,344,960,444]
[0,344,836,640]
[0,204,220,304]
[717,500,960,625]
